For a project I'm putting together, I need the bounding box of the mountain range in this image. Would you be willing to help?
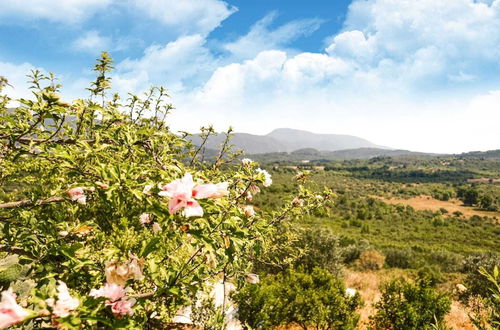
[189,128,383,154]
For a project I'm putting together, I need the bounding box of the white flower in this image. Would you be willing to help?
[52,281,79,318]
[142,184,153,195]
[256,168,272,187]
[241,158,252,166]
[139,213,151,225]
[152,222,162,233]
[243,205,255,218]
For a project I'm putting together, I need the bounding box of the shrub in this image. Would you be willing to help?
[370,278,451,330]
[341,240,371,264]
[0,54,329,328]
[358,250,385,271]
[232,268,361,329]
[416,266,444,287]
[461,253,500,300]
[384,248,416,269]
[293,228,344,276]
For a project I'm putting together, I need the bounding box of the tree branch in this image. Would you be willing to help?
[0,196,65,209]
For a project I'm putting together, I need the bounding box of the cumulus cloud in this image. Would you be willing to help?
[224,12,323,59]
[0,61,37,100]
[167,0,500,152]
[129,0,236,35]
[114,35,218,94]
[0,0,113,24]
[72,31,111,54]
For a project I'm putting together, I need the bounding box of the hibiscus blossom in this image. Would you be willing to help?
[0,290,29,328]
[158,173,228,218]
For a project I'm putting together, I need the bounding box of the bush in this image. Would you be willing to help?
[293,228,344,276]
[0,54,329,328]
[384,248,416,269]
[358,250,385,271]
[341,240,371,264]
[232,268,361,329]
[461,253,500,300]
[370,278,451,330]
[416,266,444,287]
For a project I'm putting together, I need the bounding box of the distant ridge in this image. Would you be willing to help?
[189,128,382,154]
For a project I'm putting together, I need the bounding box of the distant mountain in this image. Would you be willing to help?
[188,128,381,154]
[267,128,382,151]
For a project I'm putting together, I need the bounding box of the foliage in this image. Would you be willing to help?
[358,250,385,271]
[232,267,361,330]
[370,278,451,330]
[0,53,330,328]
[470,266,500,329]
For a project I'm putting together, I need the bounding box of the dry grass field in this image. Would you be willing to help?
[374,195,500,220]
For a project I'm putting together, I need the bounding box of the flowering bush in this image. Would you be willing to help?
[0,53,330,328]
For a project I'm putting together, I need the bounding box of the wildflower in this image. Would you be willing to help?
[90,283,125,302]
[158,173,228,217]
[51,281,79,318]
[246,274,260,284]
[58,230,69,237]
[241,158,252,166]
[0,290,29,328]
[292,198,304,207]
[139,213,151,225]
[66,187,86,205]
[249,184,261,195]
[243,205,255,218]
[104,256,144,286]
[142,184,153,195]
[109,299,135,317]
[256,168,272,187]
[152,222,162,233]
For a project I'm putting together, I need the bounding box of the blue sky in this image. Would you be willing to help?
[1,0,499,153]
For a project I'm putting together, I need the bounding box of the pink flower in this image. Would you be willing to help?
[66,187,86,205]
[90,283,125,303]
[108,299,135,317]
[0,290,29,328]
[139,213,151,225]
[52,281,79,318]
[158,173,228,218]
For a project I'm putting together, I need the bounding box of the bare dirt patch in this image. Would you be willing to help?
[373,195,500,219]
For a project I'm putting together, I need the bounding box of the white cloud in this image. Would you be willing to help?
[130,0,236,35]
[0,0,113,24]
[0,61,37,100]
[224,12,323,59]
[167,0,500,153]
[114,35,217,94]
[72,31,111,53]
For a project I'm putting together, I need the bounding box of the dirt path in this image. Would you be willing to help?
[373,195,500,220]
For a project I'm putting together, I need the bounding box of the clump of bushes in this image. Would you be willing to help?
[384,248,416,269]
[370,278,451,330]
[232,268,361,329]
[358,250,385,271]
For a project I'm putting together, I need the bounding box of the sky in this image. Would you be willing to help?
[0,0,499,153]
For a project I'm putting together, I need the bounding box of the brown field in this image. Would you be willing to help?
[373,195,500,220]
